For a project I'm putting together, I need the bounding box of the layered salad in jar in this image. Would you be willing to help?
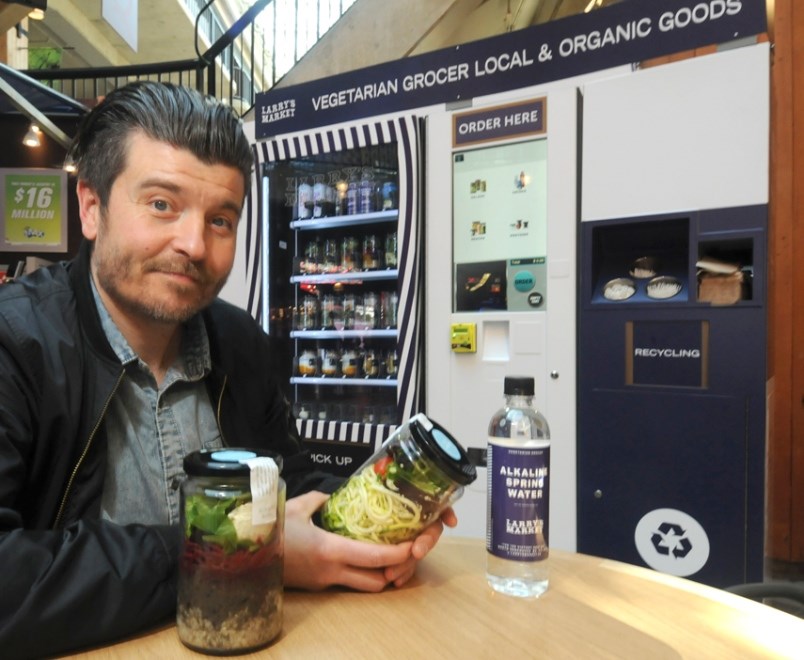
[177,491,284,653]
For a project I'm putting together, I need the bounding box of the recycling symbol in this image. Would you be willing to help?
[636,509,709,576]
[650,522,692,558]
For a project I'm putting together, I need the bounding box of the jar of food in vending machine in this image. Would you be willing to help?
[340,347,360,378]
[297,349,318,376]
[330,294,345,331]
[362,234,382,270]
[361,292,379,329]
[362,347,379,379]
[323,238,340,273]
[294,402,311,420]
[340,236,361,272]
[385,349,398,377]
[320,347,340,377]
[381,290,399,328]
[321,294,337,329]
[385,231,397,269]
[342,293,357,330]
[298,295,319,330]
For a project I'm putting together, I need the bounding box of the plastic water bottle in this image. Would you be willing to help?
[486,375,551,597]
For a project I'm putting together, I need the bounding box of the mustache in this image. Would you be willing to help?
[145,259,208,284]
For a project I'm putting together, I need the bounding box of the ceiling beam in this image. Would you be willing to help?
[0,1,33,33]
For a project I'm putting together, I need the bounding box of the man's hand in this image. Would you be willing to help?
[283,491,458,592]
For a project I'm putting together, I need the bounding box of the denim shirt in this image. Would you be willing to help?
[92,278,222,525]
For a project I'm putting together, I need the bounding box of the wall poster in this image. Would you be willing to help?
[452,139,547,312]
[1,168,68,252]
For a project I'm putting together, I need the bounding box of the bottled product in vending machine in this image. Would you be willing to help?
[313,178,328,218]
[326,178,338,215]
[381,180,398,210]
[486,376,551,598]
[323,238,340,273]
[385,231,397,268]
[321,294,338,329]
[341,236,361,271]
[297,179,313,220]
[346,171,359,216]
[359,167,374,214]
[303,237,322,274]
[362,234,382,270]
[335,179,348,216]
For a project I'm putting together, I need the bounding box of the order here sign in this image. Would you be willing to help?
[453,98,546,148]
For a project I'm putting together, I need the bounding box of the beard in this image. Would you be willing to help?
[93,241,229,325]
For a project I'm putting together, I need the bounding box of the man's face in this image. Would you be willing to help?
[77,131,246,328]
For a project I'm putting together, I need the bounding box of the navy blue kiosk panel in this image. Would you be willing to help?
[577,206,766,588]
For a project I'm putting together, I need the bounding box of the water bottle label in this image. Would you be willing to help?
[487,441,549,562]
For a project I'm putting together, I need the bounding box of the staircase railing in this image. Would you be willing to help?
[21,0,355,116]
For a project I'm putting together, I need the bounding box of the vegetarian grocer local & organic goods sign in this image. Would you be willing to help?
[256,0,766,139]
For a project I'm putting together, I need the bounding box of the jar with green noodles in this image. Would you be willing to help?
[321,413,476,543]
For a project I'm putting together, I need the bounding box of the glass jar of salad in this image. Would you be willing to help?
[178,449,285,654]
[320,413,476,544]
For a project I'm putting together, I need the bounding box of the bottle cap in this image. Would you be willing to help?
[184,448,284,477]
[504,376,535,396]
[407,413,477,485]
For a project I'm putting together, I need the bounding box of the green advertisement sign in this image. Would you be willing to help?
[1,169,67,252]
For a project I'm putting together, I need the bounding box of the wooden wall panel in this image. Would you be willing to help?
[767,0,804,563]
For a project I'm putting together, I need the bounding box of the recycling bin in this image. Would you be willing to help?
[576,205,766,588]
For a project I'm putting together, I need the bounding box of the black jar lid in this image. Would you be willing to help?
[409,414,477,486]
[184,448,283,477]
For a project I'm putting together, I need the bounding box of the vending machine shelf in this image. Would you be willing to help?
[290,329,398,339]
[291,270,399,284]
[291,209,398,230]
[290,376,399,388]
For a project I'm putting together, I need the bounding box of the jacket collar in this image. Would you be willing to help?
[69,239,119,363]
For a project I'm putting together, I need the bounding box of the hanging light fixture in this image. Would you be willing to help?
[63,154,77,173]
[28,8,46,20]
[23,123,42,148]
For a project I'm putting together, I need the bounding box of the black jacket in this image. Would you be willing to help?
[0,241,336,658]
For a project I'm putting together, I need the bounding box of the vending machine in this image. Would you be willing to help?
[424,88,581,544]
[252,116,425,474]
[231,0,768,546]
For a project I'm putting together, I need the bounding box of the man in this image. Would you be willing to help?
[0,82,454,658]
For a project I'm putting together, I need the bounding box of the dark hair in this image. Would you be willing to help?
[68,81,253,207]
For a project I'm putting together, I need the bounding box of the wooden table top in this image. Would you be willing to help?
[63,537,804,659]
